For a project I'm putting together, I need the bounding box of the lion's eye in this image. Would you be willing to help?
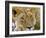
[21,17,24,19]
[30,15,32,17]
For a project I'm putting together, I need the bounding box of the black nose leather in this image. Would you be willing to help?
[27,27,32,29]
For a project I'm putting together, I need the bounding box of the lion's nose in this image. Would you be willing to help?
[27,26,32,30]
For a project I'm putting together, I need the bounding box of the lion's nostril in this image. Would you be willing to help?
[27,27,32,30]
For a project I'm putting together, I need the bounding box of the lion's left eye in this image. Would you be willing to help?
[21,17,24,19]
[30,15,32,17]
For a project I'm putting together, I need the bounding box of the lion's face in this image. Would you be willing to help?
[12,7,36,31]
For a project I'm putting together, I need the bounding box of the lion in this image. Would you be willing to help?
[12,7,40,31]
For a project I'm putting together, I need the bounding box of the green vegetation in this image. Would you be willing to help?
[34,22,40,30]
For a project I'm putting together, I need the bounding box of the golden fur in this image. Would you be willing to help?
[12,7,40,31]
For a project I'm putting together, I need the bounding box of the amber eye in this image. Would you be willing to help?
[21,17,24,20]
[30,15,32,17]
